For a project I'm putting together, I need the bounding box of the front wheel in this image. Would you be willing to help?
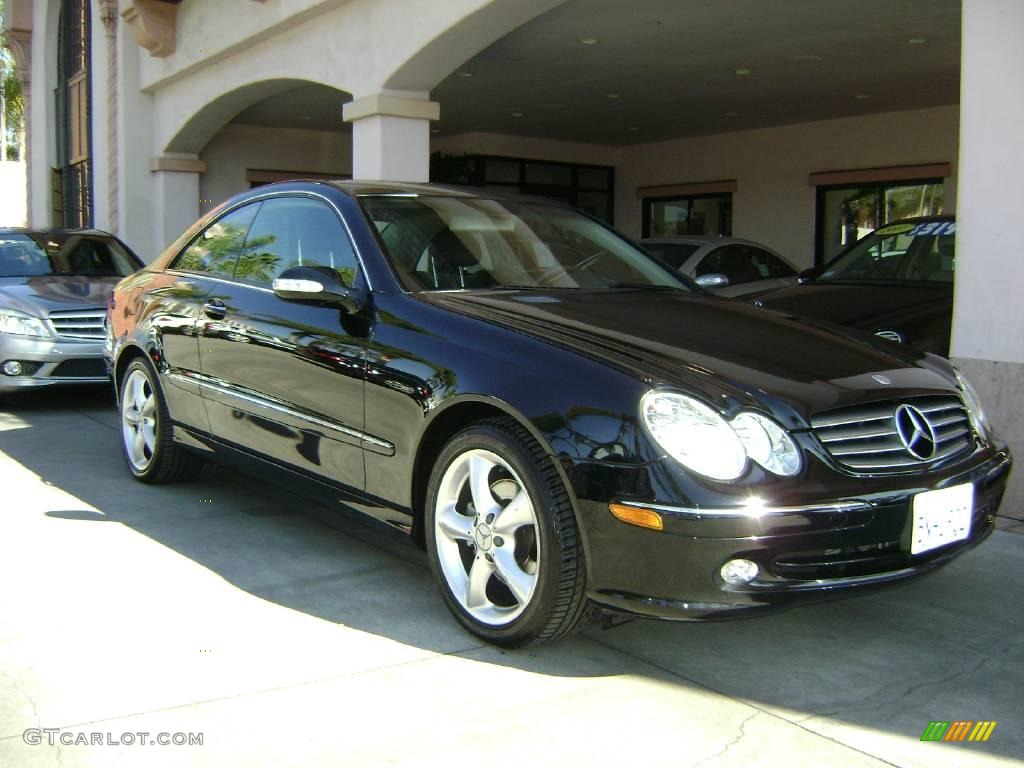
[119,358,202,483]
[425,418,594,646]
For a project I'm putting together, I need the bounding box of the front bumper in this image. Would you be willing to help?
[0,334,110,393]
[568,447,1012,620]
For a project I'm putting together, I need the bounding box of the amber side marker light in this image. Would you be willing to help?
[609,503,664,531]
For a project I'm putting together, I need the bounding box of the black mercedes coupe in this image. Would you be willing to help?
[106,183,1012,646]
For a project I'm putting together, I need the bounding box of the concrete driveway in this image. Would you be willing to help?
[1,388,1021,768]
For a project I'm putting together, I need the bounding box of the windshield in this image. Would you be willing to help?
[361,195,693,292]
[643,242,702,269]
[0,233,140,278]
[818,220,955,284]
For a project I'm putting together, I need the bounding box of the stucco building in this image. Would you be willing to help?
[2,0,1022,505]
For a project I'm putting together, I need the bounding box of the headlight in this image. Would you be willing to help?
[0,309,51,338]
[954,368,991,441]
[641,392,802,481]
[730,411,802,476]
[642,392,747,480]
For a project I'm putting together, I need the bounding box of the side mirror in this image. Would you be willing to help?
[798,268,819,284]
[272,266,363,314]
[695,273,730,289]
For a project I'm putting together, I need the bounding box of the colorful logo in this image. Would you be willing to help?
[921,721,997,742]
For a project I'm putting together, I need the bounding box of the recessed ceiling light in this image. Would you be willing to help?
[539,103,566,109]
[789,54,822,62]
[734,67,752,76]
[457,71,474,78]
[854,93,870,100]
[628,126,640,131]
[431,128,440,134]
[511,112,525,118]
[908,37,927,45]
[578,37,599,45]
[606,93,621,99]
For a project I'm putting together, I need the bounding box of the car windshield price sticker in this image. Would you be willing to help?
[911,482,973,555]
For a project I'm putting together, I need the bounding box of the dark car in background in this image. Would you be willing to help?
[0,228,143,400]
[754,216,956,355]
[643,235,798,297]
[107,184,1010,647]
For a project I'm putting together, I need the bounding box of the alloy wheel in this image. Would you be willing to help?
[121,369,157,472]
[433,448,540,625]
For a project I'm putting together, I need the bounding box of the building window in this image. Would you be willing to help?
[815,179,945,266]
[430,154,615,224]
[54,0,93,228]
[642,194,733,238]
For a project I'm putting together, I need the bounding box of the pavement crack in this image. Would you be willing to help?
[692,710,759,768]
[1,668,65,765]
[798,637,1021,725]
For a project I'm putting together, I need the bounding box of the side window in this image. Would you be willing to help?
[240,197,359,286]
[171,204,260,277]
[748,247,797,279]
[705,245,763,285]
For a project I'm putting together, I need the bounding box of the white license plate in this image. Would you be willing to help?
[911,483,974,555]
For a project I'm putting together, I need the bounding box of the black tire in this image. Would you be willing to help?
[425,417,594,647]
[118,358,202,484]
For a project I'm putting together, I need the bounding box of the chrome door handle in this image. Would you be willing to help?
[202,299,227,319]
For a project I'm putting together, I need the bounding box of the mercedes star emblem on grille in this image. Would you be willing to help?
[894,404,937,460]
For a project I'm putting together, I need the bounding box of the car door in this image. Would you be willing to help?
[196,194,367,492]
[151,203,261,431]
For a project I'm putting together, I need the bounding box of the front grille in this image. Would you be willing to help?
[811,395,973,472]
[48,309,106,340]
[50,359,107,378]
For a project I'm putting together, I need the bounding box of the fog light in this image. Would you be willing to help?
[720,558,759,585]
[2,360,23,376]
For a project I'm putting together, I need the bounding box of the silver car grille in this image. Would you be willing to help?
[811,395,973,472]
[48,309,107,340]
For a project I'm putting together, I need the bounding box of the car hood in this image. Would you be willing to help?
[0,276,120,315]
[422,289,958,429]
[752,281,952,330]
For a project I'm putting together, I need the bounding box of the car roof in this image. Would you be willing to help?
[0,227,118,238]
[643,235,750,246]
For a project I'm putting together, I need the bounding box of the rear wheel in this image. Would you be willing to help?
[425,418,594,646]
[119,359,202,483]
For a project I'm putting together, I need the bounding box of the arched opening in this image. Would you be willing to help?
[196,82,354,214]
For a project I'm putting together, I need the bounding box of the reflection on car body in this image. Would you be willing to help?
[107,183,1011,647]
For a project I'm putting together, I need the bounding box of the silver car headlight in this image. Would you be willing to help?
[0,309,51,339]
[730,411,802,476]
[641,392,802,481]
[954,368,991,442]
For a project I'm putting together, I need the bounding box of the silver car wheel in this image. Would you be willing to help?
[121,369,157,472]
[434,448,540,626]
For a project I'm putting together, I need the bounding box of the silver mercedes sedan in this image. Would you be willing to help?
[642,235,799,297]
[0,228,143,400]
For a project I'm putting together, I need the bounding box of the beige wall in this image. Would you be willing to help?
[432,131,620,169]
[617,106,960,268]
[199,123,353,214]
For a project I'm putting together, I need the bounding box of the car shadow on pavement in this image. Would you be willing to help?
[2,388,1021,762]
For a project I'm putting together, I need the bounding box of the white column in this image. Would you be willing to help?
[151,156,204,256]
[343,93,439,182]
[953,0,1024,510]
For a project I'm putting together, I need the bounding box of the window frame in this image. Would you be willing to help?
[641,193,733,238]
[813,177,944,267]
